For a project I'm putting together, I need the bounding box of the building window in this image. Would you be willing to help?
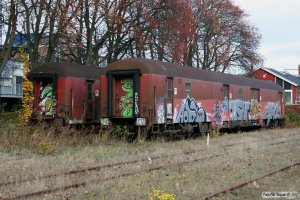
[276,77,283,87]
[284,82,292,90]
[185,82,191,97]
[297,88,300,104]
[285,90,292,104]
[16,76,23,95]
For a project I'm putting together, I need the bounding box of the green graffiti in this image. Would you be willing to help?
[40,84,53,115]
[119,78,133,117]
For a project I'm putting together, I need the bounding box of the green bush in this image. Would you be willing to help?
[285,109,300,127]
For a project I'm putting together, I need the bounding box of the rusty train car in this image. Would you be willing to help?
[99,59,284,135]
[29,63,101,125]
[29,59,284,137]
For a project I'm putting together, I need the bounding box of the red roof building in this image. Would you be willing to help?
[255,67,300,105]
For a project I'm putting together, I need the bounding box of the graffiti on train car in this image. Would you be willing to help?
[213,101,224,125]
[39,83,55,116]
[230,100,250,121]
[175,96,207,123]
[263,102,281,119]
[119,78,134,117]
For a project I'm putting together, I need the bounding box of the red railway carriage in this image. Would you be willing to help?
[29,63,102,125]
[100,58,284,134]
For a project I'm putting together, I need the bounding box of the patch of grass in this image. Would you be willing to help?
[0,124,111,155]
[284,109,300,127]
[0,112,18,124]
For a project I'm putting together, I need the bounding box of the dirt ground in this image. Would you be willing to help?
[0,127,299,199]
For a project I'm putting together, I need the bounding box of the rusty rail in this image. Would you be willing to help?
[6,154,223,200]
[2,132,299,199]
[204,160,300,199]
[0,140,253,188]
[2,133,295,188]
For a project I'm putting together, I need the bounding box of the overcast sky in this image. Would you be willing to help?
[233,0,300,74]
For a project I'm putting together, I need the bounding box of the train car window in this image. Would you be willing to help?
[250,88,260,101]
[223,85,229,99]
[87,82,93,100]
[185,82,191,97]
[238,88,243,100]
[223,85,229,111]
[167,79,173,99]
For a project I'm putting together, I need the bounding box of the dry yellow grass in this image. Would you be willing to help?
[0,124,299,199]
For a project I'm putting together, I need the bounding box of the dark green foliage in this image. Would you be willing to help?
[285,109,300,127]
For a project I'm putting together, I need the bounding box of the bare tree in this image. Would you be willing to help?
[188,0,263,73]
[0,0,17,73]
[2,0,262,74]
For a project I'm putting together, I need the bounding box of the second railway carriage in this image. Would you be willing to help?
[29,63,102,125]
[100,58,284,135]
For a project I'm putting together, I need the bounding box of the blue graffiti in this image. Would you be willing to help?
[175,96,207,123]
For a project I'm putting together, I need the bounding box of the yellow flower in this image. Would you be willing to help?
[148,189,176,200]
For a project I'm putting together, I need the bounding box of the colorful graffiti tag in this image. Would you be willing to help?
[40,83,54,116]
[175,96,207,123]
[230,100,250,121]
[213,102,223,125]
[223,96,228,111]
[167,97,281,125]
[119,78,133,117]
[263,102,281,120]
[250,99,261,117]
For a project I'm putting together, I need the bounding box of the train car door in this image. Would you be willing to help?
[166,78,173,122]
[86,81,94,121]
[107,70,140,118]
[37,78,57,117]
[114,77,134,118]
[279,91,283,115]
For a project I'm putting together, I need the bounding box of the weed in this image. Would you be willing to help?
[38,141,54,155]
[148,189,177,200]
[285,109,300,127]
[114,124,135,141]
[0,112,18,124]
[210,129,221,138]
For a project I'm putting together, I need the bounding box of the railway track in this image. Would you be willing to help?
[204,161,300,199]
[1,131,299,199]
[5,150,300,200]
[0,131,298,188]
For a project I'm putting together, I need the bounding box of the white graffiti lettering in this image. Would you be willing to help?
[230,100,250,121]
[175,96,206,123]
[263,102,281,119]
[157,104,165,124]
[213,102,223,125]
[134,92,139,115]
